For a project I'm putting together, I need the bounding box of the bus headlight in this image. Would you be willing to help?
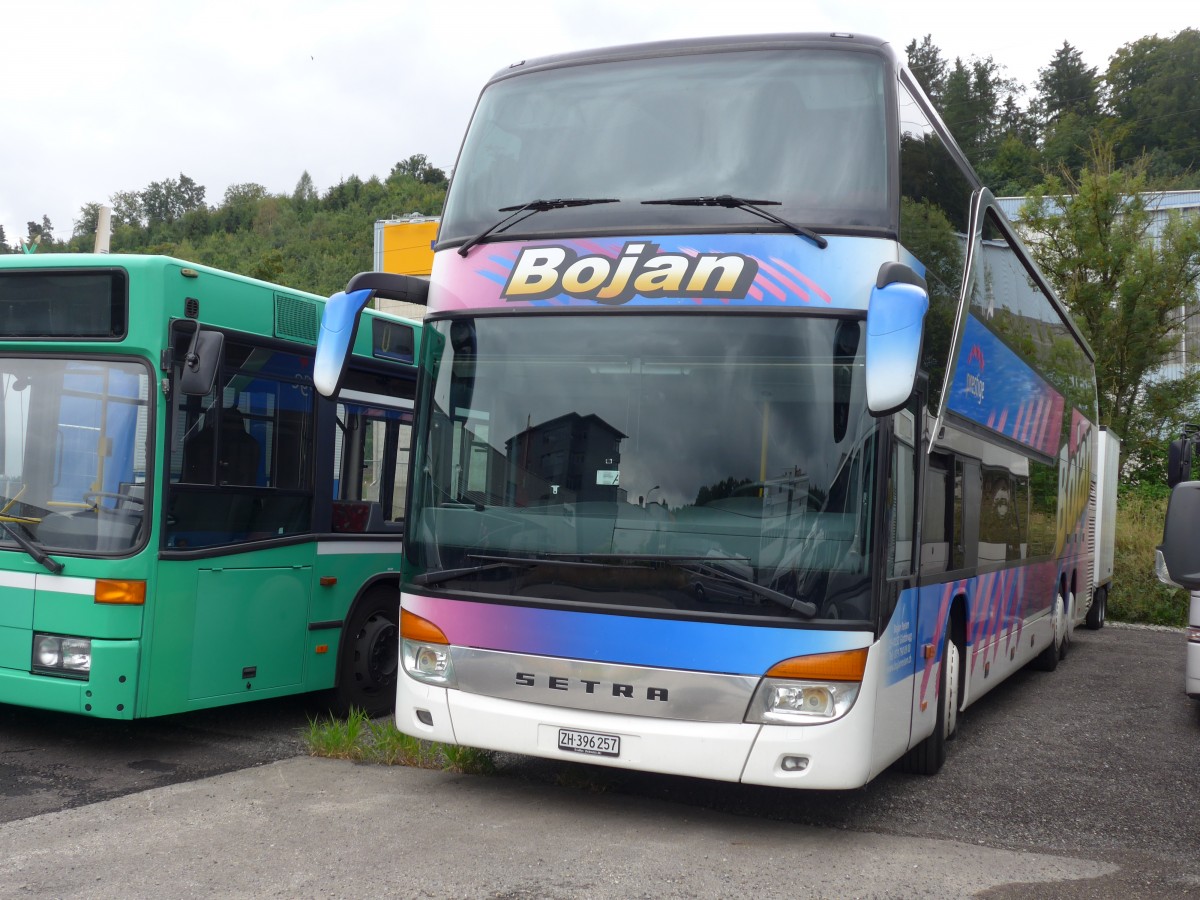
[747,678,860,723]
[32,634,92,678]
[399,609,457,687]
[745,648,868,724]
[401,639,456,686]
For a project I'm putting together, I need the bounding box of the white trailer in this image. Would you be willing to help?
[1086,427,1119,629]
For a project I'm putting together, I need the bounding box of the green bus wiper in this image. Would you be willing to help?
[0,521,63,575]
[457,197,619,257]
[642,195,828,249]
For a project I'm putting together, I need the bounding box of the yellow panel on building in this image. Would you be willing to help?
[374,216,439,277]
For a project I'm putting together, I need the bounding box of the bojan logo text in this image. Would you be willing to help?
[500,241,759,305]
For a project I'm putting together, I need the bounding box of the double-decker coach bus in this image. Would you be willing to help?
[315,33,1099,788]
[0,254,419,718]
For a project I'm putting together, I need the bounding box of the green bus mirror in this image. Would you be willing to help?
[178,326,224,396]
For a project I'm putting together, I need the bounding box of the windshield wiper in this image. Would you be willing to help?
[412,550,817,617]
[457,197,619,257]
[668,558,818,617]
[0,521,63,575]
[642,195,828,249]
[546,552,819,618]
[412,552,627,586]
[411,554,545,587]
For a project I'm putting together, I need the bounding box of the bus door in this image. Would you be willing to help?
[911,450,978,743]
[156,341,315,710]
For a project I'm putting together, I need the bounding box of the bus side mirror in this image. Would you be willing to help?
[315,289,374,397]
[865,263,928,417]
[1157,481,1200,590]
[1167,435,1195,488]
[315,273,429,399]
[178,326,224,396]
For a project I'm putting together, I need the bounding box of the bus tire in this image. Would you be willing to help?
[331,588,400,719]
[897,630,958,776]
[1032,588,1066,672]
[1085,586,1106,630]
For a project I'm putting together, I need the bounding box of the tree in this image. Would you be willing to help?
[1107,29,1200,177]
[213,183,268,233]
[292,171,318,205]
[1018,140,1200,480]
[1035,42,1102,124]
[390,154,447,186]
[110,190,145,228]
[905,35,948,106]
[0,223,7,253]
[1027,42,1107,179]
[73,203,102,240]
[142,173,207,227]
[25,217,53,244]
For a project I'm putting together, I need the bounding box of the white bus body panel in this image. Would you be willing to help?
[397,638,910,790]
[1093,428,1119,591]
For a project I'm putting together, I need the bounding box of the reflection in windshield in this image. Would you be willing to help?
[1,358,150,556]
[408,315,879,624]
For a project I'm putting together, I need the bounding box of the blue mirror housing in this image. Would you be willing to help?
[865,263,929,416]
[314,288,374,397]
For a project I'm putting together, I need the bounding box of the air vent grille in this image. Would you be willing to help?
[274,294,318,344]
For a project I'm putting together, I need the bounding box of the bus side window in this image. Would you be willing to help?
[182,406,259,485]
[333,400,409,532]
[887,408,917,578]
[921,453,952,575]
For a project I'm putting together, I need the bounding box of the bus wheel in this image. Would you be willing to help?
[1032,589,1065,672]
[897,631,958,776]
[333,590,400,718]
[1086,586,1107,630]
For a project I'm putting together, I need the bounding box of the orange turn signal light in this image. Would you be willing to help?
[94,579,146,605]
[765,647,868,682]
[401,609,449,644]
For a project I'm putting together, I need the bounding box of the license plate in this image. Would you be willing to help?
[557,727,620,757]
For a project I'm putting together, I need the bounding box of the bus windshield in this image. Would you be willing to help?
[1,357,150,556]
[408,314,878,625]
[440,48,890,245]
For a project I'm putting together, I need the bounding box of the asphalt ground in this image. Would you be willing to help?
[0,623,1196,898]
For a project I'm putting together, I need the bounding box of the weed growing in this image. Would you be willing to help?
[1111,489,1188,627]
[305,708,497,773]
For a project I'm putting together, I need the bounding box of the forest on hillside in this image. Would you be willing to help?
[0,155,448,297]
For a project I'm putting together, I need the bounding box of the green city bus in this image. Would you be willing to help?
[0,254,419,718]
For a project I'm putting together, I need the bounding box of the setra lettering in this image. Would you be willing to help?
[513,672,669,701]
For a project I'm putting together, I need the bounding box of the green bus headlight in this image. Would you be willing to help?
[32,634,92,677]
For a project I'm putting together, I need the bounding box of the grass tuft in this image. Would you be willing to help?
[1111,490,1188,627]
[305,708,497,773]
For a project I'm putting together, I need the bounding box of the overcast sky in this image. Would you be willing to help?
[2,0,1194,246]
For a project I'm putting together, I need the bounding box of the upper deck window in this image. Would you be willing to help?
[0,270,127,339]
[441,48,891,244]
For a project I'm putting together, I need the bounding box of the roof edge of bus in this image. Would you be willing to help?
[0,253,335,304]
[488,32,896,82]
